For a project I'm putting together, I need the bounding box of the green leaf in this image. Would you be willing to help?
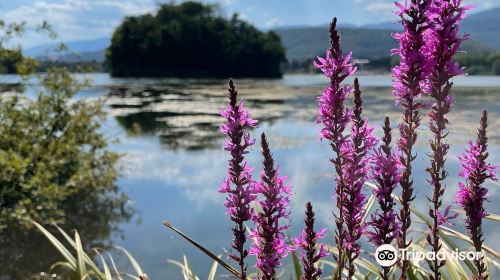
[162,221,241,278]
[291,250,302,280]
[53,223,106,278]
[49,261,75,272]
[207,256,220,280]
[30,220,77,270]
[106,251,124,280]
[94,249,113,280]
[362,194,376,224]
[409,207,478,274]
[115,245,144,277]
[75,231,86,278]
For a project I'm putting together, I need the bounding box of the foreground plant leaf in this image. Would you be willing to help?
[30,220,77,270]
[114,245,146,277]
[162,221,242,278]
[52,223,106,278]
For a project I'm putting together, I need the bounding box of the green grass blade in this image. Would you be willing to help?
[440,226,500,259]
[106,251,124,280]
[94,249,113,280]
[291,250,302,280]
[207,256,221,280]
[50,261,75,272]
[162,221,241,278]
[408,207,478,274]
[362,194,376,224]
[114,245,144,276]
[183,255,200,280]
[485,212,500,222]
[286,233,302,280]
[75,231,86,278]
[52,223,105,278]
[80,272,93,280]
[30,220,77,269]
[167,259,192,280]
[120,272,142,280]
[453,210,500,222]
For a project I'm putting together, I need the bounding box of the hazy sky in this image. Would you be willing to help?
[1,0,499,48]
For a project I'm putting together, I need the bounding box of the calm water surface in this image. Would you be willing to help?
[2,73,500,279]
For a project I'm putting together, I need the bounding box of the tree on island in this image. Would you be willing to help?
[106,2,286,78]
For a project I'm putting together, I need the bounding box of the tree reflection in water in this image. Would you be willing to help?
[0,171,132,279]
[108,81,294,150]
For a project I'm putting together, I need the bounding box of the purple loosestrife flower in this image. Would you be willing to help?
[314,17,356,280]
[457,111,498,280]
[366,117,402,280]
[219,79,258,279]
[392,1,431,277]
[249,133,292,280]
[424,1,471,279]
[341,79,377,279]
[293,202,329,280]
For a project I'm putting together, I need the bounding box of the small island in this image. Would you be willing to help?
[106,2,286,78]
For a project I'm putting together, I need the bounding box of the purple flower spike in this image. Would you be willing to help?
[316,18,356,146]
[366,117,401,280]
[392,1,432,277]
[457,111,498,280]
[424,1,471,279]
[219,79,258,279]
[294,202,329,280]
[314,17,356,280]
[341,79,377,279]
[249,133,292,280]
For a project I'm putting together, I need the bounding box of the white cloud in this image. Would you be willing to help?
[3,0,157,48]
[365,3,394,13]
[265,18,281,28]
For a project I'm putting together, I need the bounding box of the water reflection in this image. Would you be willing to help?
[1,74,500,278]
[0,189,132,279]
[104,76,500,278]
[107,81,295,149]
[107,80,500,150]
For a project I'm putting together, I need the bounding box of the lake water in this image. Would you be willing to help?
[2,73,500,279]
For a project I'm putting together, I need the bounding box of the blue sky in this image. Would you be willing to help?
[1,0,499,48]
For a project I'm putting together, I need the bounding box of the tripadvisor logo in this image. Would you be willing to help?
[375,244,398,267]
[374,244,484,267]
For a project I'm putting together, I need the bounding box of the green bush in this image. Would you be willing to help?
[492,59,500,75]
[0,68,120,229]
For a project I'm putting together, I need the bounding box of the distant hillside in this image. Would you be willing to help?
[275,27,393,61]
[362,7,500,50]
[461,7,500,50]
[25,37,109,58]
[38,50,105,63]
[275,27,496,62]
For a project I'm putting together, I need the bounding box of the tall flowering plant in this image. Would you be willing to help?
[457,111,498,280]
[341,79,377,279]
[162,3,500,280]
[366,117,401,280]
[424,1,471,279]
[219,79,258,279]
[250,133,292,280]
[294,202,329,280]
[314,17,356,280]
[392,1,431,277]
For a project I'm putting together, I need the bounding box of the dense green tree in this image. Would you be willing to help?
[0,68,123,229]
[492,59,500,75]
[106,2,286,78]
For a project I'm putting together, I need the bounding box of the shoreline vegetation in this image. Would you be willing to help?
[7,52,500,76]
[1,0,500,279]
